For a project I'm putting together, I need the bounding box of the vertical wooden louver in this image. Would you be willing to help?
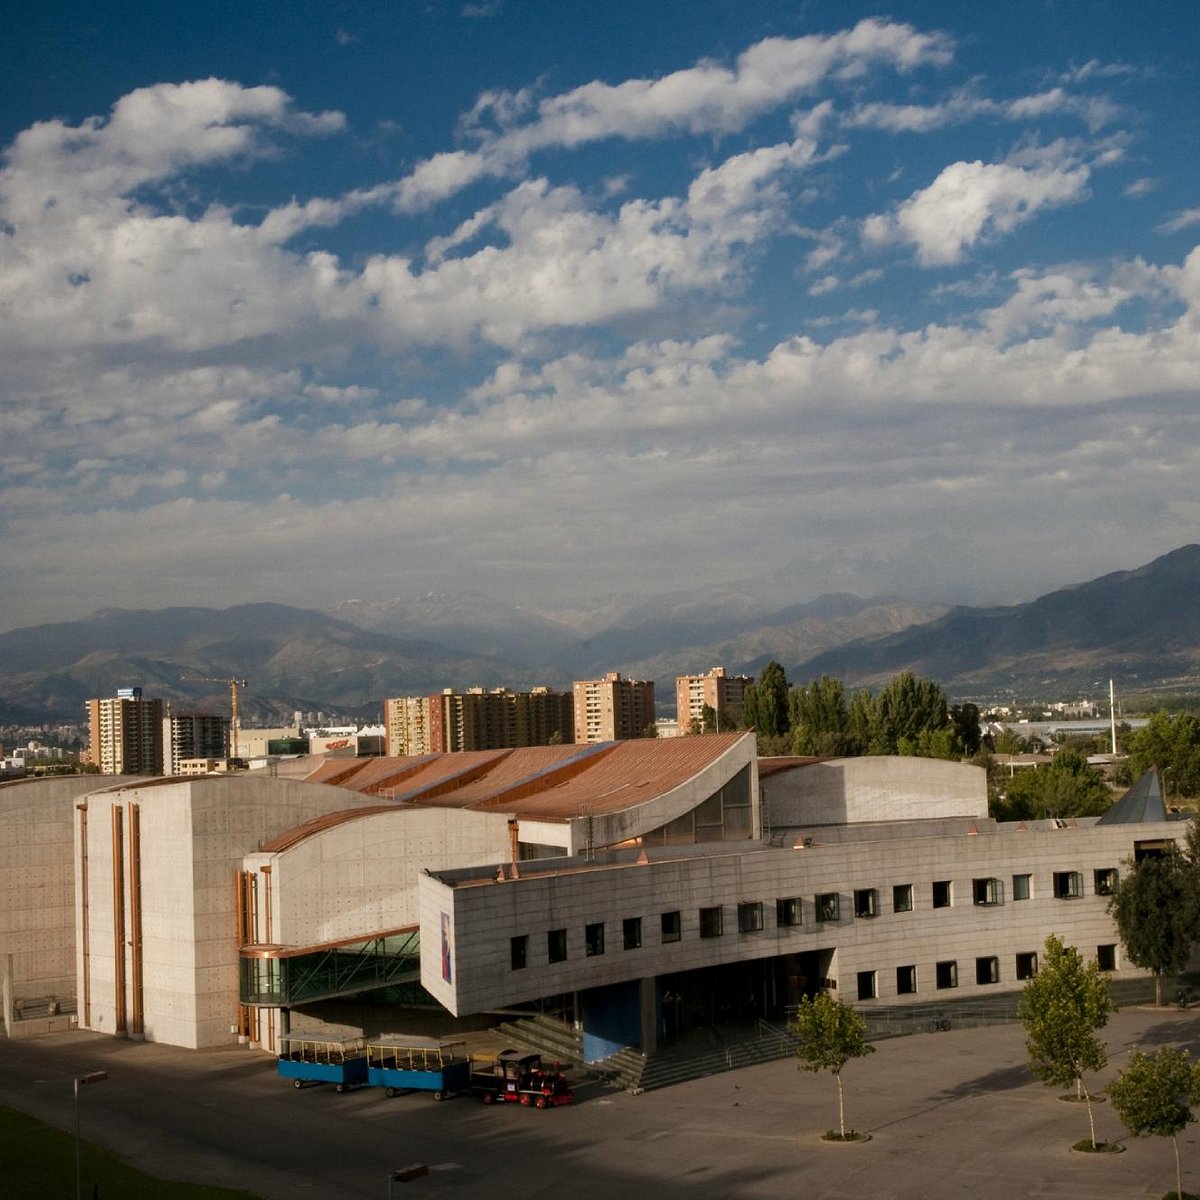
[111,804,126,1034]
[127,803,143,1037]
[77,804,91,1028]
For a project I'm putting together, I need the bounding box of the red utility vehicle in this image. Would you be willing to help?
[471,1049,574,1109]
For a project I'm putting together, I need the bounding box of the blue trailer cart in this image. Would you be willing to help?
[366,1037,471,1100]
[277,1034,369,1092]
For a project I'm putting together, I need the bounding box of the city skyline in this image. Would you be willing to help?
[2,1,1198,633]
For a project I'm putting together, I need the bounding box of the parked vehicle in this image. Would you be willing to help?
[471,1048,574,1108]
[366,1037,471,1100]
[276,1034,369,1092]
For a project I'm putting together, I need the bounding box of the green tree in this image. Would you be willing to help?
[994,727,1026,755]
[949,703,982,756]
[991,749,1112,821]
[789,992,875,1140]
[1017,934,1116,1149]
[1128,711,1200,799]
[867,672,949,755]
[745,661,790,738]
[789,675,853,756]
[1108,843,1200,1007]
[1108,1046,1200,1200]
[846,689,872,753]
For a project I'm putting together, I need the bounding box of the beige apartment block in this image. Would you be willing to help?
[676,667,754,733]
[573,672,656,743]
[385,688,573,755]
[85,690,164,775]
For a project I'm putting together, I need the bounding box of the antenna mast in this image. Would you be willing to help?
[1109,678,1117,757]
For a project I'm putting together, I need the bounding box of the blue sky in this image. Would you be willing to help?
[2,1,1198,632]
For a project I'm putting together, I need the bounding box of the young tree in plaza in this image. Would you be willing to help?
[1017,934,1116,1150]
[1108,844,1200,1007]
[1108,1046,1200,1200]
[789,992,875,1141]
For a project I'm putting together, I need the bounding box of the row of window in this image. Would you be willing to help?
[509,868,1120,968]
[847,867,1118,922]
[855,944,1119,999]
[513,905,754,968]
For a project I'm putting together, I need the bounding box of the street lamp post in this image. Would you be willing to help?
[74,1071,107,1200]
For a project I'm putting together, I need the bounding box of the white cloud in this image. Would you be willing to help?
[863,156,1091,266]
[1157,207,1200,235]
[1124,177,1159,199]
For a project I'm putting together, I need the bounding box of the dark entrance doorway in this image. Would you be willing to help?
[657,950,836,1045]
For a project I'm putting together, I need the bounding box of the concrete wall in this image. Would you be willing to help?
[761,757,988,827]
[420,818,1183,1018]
[255,807,513,947]
[0,775,139,1031]
[76,776,354,1049]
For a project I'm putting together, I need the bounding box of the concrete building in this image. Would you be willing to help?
[573,673,656,743]
[0,738,1186,1069]
[85,689,164,775]
[675,667,754,733]
[163,711,229,775]
[384,689,573,755]
[0,774,139,1035]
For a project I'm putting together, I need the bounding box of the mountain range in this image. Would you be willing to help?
[2,545,1198,724]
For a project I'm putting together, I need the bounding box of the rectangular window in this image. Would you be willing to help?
[975,956,1000,985]
[548,928,567,964]
[816,893,840,922]
[776,897,802,927]
[737,901,764,933]
[972,877,1003,906]
[857,970,877,1001]
[854,888,878,919]
[1053,870,1084,899]
[1096,944,1117,971]
[1012,873,1031,901]
[1094,868,1118,896]
[896,964,917,995]
[893,883,913,913]
[933,880,952,909]
[661,911,681,944]
[586,922,605,957]
[623,917,642,950]
[510,934,528,970]
[1016,951,1038,980]
[699,906,724,938]
[936,960,958,990]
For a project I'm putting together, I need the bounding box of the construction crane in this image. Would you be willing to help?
[180,676,249,759]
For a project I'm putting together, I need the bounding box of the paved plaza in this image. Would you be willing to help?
[2,1006,1199,1199]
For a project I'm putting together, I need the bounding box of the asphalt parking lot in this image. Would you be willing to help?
[2,1006,1199,1199]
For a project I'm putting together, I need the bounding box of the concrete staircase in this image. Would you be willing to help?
[589,1022,800,1094]
[635,1024,800,1092]
[489,1015,800,1094]
[490,1012,582,1068]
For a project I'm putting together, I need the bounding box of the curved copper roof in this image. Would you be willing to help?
[306,732,751,821]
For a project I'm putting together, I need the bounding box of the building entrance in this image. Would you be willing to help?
[657,950,836,1045]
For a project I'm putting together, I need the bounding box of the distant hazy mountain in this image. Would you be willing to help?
[790,544,1200,697]
[3,546,1197,723]
[0,603,500,723]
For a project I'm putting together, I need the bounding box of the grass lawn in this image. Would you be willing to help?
[0,1105,262,1199]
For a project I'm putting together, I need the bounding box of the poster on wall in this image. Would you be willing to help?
[440,911,453,983]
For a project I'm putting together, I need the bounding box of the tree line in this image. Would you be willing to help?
[737,663,982,761]
[727,662,1200,818]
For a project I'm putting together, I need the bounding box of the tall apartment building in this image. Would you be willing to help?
[85,687,164,775]
[572,672,656,744]
[675,667,754,733]
[163,711,230,775]
[384,687,573,755]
